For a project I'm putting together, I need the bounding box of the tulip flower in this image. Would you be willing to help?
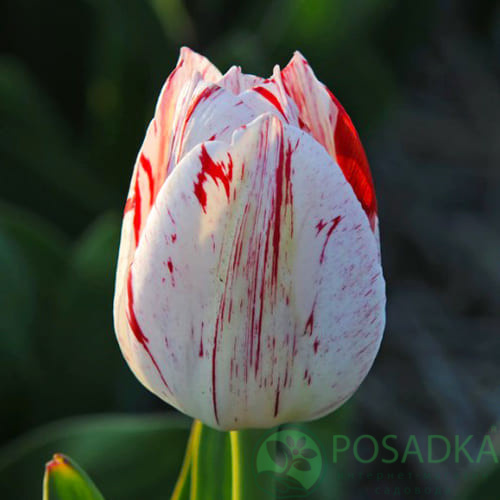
[114,47,385,431]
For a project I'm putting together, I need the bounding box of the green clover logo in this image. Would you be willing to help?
[254,427,323,498]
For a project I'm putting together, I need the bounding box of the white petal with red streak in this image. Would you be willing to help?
[281,52,339,158]
[217,66,263,94]
[114,49,223,316]
[239,79,300,127]
[281,51,379,234]
[126,114,385,429]
[169,80,257,164]
[114,60,255,367]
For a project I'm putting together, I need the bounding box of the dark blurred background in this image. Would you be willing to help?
[1,0,499,499]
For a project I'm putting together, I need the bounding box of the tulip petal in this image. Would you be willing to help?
[217,65,300,130]
[217,66,263,94]
[126,114,385,430]
[239,77,300,127]
[282,52,378,232]
[169,81,257,165]
[114,86,256,390]
[178,46,223,83]
[114,53,251,368]
[122,47,223,245]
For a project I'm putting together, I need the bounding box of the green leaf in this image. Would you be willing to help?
[0,414,190,500]
[43,453,104,500]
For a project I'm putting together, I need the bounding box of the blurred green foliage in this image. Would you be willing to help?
[1,0,499,499]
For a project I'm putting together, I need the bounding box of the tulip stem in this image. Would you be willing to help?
[171,420,202,500]
[228,428,272,500]
[229,430,242,500]
[171,420,270,500]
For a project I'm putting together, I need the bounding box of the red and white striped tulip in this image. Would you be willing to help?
[113,48,385,430]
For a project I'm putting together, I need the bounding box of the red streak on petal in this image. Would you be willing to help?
[167,258,175,286]
[317,215,342,264]
[175,86,221,166]
[305,309,314,336]
[326,88,377,230]
[132,173,142,246]
[270,137,293,290]
[131,154,155,246]
[297,116,311,133]
[273,383,281,417]
[199,336,204,358]
[212,317,220,425]
[315,219,327,234]
[139,153,155,207]
[171,233,177,243]
[184,86,221,133]
[123,197,135,215]
[167,209,175,225]
[253,86,288,121]
[126,271,170,391]
[254,236,267,377]
[193,145,233,213]
[313,338,320,354]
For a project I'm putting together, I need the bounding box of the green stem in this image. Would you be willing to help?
[170,420,200,500]
[229,430,242,500]
[171,421,273,500]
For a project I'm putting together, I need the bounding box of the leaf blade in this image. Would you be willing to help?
[43,453,105,500]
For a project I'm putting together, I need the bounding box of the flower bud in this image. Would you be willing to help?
[113,48,385,430]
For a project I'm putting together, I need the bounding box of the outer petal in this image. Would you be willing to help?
[124,48,223,234]
[123,48,223,242]
[282,52,378,232]
[113,48,222,368]
[126,114,385,430]
[114,84,256,385]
